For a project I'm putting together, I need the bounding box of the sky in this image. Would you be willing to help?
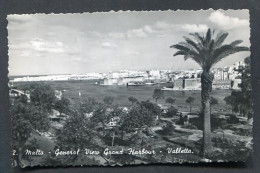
[7,10,250,76]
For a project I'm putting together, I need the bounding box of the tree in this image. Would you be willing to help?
[224,57,252,119]
[166,97,176,106]
[107,107,127,144]
[103,96,114,106]
[55,112,100,163]
[120,105,155,133]
[91,103,111,136]
[152,89,164,103]
[171,28,249,156]
[140,100,161,117]
[209,97,218,116]
[55,107,113,164]
[186,96,195,114]
[54,97,70,116]
[28,83,56,113]
[128,96,138,106]
[56,113,95,150]
[21,139,39,166]
[11,95,50,166]
[79,97,98,114]
[166,106,178,117]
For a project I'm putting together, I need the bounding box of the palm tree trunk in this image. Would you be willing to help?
[210,105,212,116]
[201,71,214,157]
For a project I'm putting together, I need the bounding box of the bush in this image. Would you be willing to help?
[163,122,175,134]
[227,115,240,124]
[166,106,178,117]
[183,123,198,130]
[188,113,229,131]
[211,136,252,161]
[176,114,188,125]
[156,122,175,135]
[233,128,252,136]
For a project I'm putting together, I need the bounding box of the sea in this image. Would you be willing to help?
[11,79,232,111]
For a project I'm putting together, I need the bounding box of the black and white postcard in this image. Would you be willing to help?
[7,9,252,167]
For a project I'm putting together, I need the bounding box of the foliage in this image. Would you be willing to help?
[139,100,161,116]
[211,137,252,161]
[152,88,164,102]
[166,106,178,117]
[128,130,149,146]
[28,82,56,113]
[11,96,50,148]
[11,99,33,148]
[166,97,176,105]
[170,28,249,72]
[210,97,218,106]
[185,96,195,104]
[21,138,40,165]
[121,105,155,132]
[11,90,51,166]
[176,114,188,125]
[128,96,138,106]
[161,122,175,134]
[227,115,240,124]
[233,128,252,136]
[103,96,114,106]
[54,97,70,115]
[224,57,252,118]
[90,103,111,135]
[56,113,95,150]
[183,123,198,130]
[171,28,249,156]
[79,97,98,114]
[108,106,127,139]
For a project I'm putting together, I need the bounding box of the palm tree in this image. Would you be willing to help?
[170,28,249,157]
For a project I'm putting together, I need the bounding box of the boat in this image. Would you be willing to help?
[161,87,175,91]
[127,82,145,86]
[159,82,167,84]
[145,82,158,85]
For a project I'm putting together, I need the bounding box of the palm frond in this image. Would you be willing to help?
[170,28,249,71]
[189,32,204,45]
[173,50,186,56]
[183,36,201,52]
[213,45,233,59]
[214,32,228,48]
[170,44,190,53]
[205,28,212,47]
[213,46,249,66]
[230,40,243,47]
[209,40,215,53]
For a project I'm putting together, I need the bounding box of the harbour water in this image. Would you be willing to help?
[13,80,232,109]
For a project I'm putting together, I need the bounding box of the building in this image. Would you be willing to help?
[173,78,201,90]
[103,76,145,85]
[9,89,30,100]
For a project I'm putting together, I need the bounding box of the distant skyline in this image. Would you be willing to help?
[8,10,250,76]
